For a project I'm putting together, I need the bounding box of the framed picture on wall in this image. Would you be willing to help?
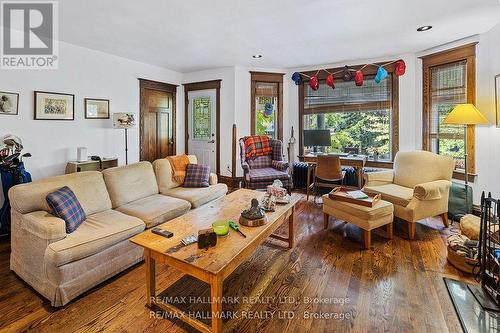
[0,91,19,115]
[84,98,110,119]
[496,74,500,127]
[34,91,75,120]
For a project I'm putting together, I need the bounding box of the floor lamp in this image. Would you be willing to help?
[443,103,489,216]
[113,113,136,165]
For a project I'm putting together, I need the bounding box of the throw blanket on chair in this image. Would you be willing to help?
[244,136,272,158]
[166,155,190,183]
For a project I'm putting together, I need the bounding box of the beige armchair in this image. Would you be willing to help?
[363,151,455,239]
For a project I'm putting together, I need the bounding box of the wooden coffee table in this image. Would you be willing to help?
[129,189,300,333]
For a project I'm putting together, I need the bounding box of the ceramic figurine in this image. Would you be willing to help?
[241,198,265,220]
[267,179,290,204]
[261,193,276,212]
[239,198,268,227]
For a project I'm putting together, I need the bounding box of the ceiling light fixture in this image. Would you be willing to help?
[417,25,432,32]
[252,54,262,59]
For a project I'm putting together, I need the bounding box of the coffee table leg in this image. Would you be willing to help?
[323,212,329,230]
[363,230,371,249]
[145,249,156,308]
[210,276,223,333]
[288,207,295,249]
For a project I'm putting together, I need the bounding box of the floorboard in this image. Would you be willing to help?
[0,195,473,332]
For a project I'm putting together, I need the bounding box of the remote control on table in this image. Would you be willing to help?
[151,227,173,238]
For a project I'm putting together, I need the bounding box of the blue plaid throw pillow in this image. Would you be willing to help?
[46,186,86,233]
[183,164,210,188]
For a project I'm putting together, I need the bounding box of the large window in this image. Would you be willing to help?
[251,72,284,140]
[422,44,476,179]
[299,65,399,161]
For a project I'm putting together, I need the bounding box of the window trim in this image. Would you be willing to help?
[298,62,399,161]
[250,71,284,141]
[421,43,477,182]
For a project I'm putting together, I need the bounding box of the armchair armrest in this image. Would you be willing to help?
[363,170,394,186]
[21,211,66,241]
[272,160,289,172]
[209,173,218,185]
[413,180,451,201]
[241,161,250,173]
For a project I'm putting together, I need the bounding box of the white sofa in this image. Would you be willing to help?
[8,156,227,306]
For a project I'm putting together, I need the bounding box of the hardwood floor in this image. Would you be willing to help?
[0,196,473,333]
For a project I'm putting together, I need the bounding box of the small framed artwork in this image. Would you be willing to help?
[84,98,110,119]
[0,91,19,115]
[34,91,75,120]
[496,74,500,127]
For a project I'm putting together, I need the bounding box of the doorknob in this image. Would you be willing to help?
[208,140,215,143]
[169,140,174,145]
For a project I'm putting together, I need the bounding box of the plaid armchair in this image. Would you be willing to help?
[239,137,291,191]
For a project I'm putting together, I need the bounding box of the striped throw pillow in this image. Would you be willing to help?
[46,186,86,233]
[183,164,210,188]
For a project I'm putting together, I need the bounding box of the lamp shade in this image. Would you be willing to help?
[443,104,489,125]
[113,113,136,129]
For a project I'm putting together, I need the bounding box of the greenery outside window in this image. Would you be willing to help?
[299,65,399,162]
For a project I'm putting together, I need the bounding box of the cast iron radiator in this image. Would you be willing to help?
[292,162,376,189]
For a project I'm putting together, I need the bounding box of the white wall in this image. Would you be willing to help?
[0,41,183,205]
[475,24,500,201]
[413,30,500,203]
[2,24,499,208]
[183,66,288,177]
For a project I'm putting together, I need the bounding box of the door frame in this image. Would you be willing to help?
[183,80,221,175]
[139,78,178,161]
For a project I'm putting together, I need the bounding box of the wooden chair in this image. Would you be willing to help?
[308,155,345,202]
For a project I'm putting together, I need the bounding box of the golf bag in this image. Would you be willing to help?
[0,162,32,235]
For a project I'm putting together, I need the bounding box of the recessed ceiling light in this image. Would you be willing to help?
[417,25,432,32]
[252,54,262,59]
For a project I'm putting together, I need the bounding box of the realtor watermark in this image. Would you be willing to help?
[1,1,58,69]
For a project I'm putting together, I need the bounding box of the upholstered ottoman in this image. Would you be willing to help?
[322,194,394,249]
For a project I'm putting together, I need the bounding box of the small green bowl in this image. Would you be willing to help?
[212,220,229,236]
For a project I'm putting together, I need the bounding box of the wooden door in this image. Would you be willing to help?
[139,79,177,162]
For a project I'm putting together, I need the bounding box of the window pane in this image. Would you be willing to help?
[429,61,467,169]
[255,82,278,138]
[192,97,211,140]
[304,110,392,160]
[302,76,393,160]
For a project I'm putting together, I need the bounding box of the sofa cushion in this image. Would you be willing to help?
[184,164,210,188]
[247,155,272,169]
[153,155,198,192]
[363,184,414,207]
[9,171,111,215]
[46,186,86,233]
[46,210,145,267]
[115,194,191,228]
[163,183,228,208]
[248,168,290,182]
[102,161,159,208]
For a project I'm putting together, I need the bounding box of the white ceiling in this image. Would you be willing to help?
[60,0,500,73]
